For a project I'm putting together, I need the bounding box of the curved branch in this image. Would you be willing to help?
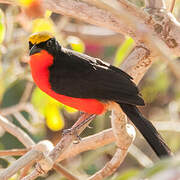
[0,115,35,148]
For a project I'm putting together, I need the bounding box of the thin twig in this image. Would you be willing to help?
[88,102,135,180]
[89,149,128,180]
[144,0,166,9]
[22,114,96,179]
[170,0,176,12]
[19,82,34,103]
[58,119,176,163]
[57,128,115,162]
[0,149,44,180]
[154,121,180,132]
[21,169,41,180]
[1,103,27,115]
[19,162,34,179]
[0,149,29,157]
[1,103,42,126]
[63,24,124,46]
[47,114,95,163]
[13,112,36,134]
[129,144,153,167]
[0,115,35,148]
[53,164,79,180]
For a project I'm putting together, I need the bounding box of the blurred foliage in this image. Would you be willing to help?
[0,9,5,44]
[114,37,134,67]
[31,87,64,131]
[112,169,139,180]
[32,18,54,33]
[133,155,180,180]
[141,63,170,103]
[0,0,179,179]
[67,36,85,53]
[17,0,34,7]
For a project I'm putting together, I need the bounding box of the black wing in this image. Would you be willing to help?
[48,47,144,106]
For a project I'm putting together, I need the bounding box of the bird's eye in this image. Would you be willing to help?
[46,39,53,47]
[29,42,33,50]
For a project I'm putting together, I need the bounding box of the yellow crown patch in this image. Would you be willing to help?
[29,32,54,44]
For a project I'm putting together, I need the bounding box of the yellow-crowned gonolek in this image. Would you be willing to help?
[29,32,172,158]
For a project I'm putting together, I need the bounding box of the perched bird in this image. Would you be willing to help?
[29,32,172,158]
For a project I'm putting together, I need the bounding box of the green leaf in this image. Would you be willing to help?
[1,79,26,108]
[114,37,134,67]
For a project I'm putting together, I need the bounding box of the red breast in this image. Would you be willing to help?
[29,50,106,114]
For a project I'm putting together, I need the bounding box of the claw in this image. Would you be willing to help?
[62,128,72,136]
[63,127,81,144]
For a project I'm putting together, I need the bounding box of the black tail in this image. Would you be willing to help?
[120,103,172,158]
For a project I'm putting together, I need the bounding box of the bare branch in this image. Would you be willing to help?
[58,119,176,163]
[13,112,36,134]
[88,102,135,179]
[121,45,151,83]
[42,0,180,55]
[0,115,35,148]
[1,103,42,127]
[0,149,43,180]
[21,169,41,180]
[53,164,79,180]
[0,0,13,4]
[20,162,34,179]
[2,0,180,55]
[129,144,153,167]
[88,149,128,180]
[169,0,176,12]
[58,128,114,162]
[154,121,180,132]
[49,114,95,163]
[1,103,28,115]
[145,0,166,9]
[22,114,96,179]
[0,149,28,156]
[19,82,34,103]
[63,24,124,46]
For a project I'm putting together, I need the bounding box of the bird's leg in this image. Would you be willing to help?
[72,113,96,129]
[62,113,96,141]
[78,112,93,128]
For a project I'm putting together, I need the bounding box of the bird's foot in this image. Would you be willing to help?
[62,127,81,144]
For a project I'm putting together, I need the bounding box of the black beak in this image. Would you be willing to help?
[29,45,42,56]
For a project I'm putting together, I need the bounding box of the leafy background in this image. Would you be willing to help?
[0,0,180,179]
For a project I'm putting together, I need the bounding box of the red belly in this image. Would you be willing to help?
[29,50,105,114]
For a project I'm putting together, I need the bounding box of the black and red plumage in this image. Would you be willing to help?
[29,32,172,158]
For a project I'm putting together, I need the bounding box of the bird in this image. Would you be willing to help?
[28,32,172,158]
